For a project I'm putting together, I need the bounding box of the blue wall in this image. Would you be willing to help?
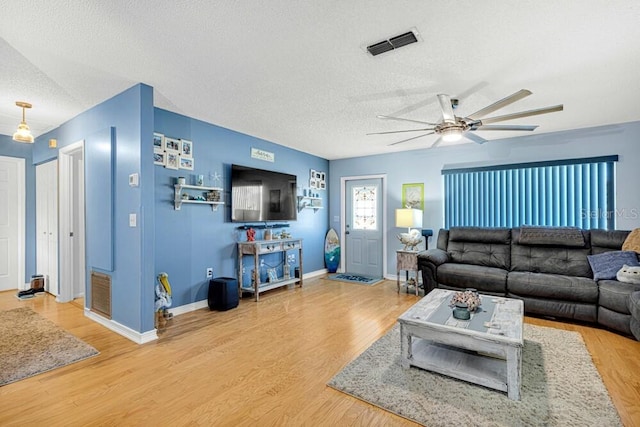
[330,121,640,277]
[34,84,156,333]
[154,108,330,308]
[0,134,36,283]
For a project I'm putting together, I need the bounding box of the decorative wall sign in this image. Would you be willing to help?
[251,147,275,162]
[402,182,424,210]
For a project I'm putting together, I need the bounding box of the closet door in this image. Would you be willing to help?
[36,160,58,295]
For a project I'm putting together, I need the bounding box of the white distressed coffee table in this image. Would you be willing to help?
[398,288,524,400]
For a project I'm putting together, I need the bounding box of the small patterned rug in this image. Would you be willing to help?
[328,324,621,426]
[0,307,99,386]
[327,273,382,286]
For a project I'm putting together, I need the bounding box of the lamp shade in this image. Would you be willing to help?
[395,208,423,229]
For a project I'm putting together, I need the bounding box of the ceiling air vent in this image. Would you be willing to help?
[366,30,419,56]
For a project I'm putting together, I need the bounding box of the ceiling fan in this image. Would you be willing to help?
[368,89,563,148]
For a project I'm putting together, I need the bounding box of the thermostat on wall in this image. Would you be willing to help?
[129,173,139,187]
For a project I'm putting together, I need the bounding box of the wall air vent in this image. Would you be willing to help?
[366,30,419,56]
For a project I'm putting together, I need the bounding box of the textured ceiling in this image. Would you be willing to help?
[1,1,639,160]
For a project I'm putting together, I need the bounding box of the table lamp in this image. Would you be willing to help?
[395,208,423,233]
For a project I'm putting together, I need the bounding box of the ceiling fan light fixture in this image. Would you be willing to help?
[441,127,463,142]
[12,101,34,144]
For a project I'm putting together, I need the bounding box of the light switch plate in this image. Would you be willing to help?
[129,213,137,227]
[129,173,139,187]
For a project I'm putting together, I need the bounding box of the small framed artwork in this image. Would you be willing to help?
[153,148,165,166]
[180,139,193,157]
[310,178,317,189]
[165,151,179,170]
[179,156,194,170]
[319,181,326,190]
[310,169,317,179]
[267,268,278,283]
[402,182,424,210]
[165,137,180,152]
[153,132,165,150]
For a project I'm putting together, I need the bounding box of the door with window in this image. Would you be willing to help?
[345,178,383,278]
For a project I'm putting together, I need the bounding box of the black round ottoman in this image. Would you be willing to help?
[629,291,640,340]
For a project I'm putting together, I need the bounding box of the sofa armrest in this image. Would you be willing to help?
[419,248,450,267]
[417,249,450,293]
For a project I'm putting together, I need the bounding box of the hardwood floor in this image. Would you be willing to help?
[1,278,639,426]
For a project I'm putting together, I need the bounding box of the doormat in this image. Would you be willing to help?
[327,273,383,286]
[0,307,99,386]
[328,324,621,426]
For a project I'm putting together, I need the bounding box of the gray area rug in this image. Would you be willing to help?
[0,307,99,386]
[328,324,621,426]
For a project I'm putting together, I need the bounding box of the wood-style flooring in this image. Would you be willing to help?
[1,278,639,426]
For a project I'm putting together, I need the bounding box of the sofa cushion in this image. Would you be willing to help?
[449,227,511,244]
[511,295,597,323]
[599,279,640,314]
[507,271,598,304]
[587,250,639,280]
[437,263,507,294]
[511,243,592,277]
[598,306,632,336]
[591,229,630,254]
[622,228,640,253]
[518,225,585,247]
[447,241,511,270]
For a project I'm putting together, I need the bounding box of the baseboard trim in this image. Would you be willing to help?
[167,269,328,317]
[170,299,209,316]
[84,308,158,344]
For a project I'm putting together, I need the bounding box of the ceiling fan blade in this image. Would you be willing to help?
[430,137,443,149]
[474,125,539,131]
[464,132,488,144]
[387,132,435,146]
[480,104,564,125]
[466,89,532,120]
[367,127,435,135]
[376,115,437,126]
[437,94,456,124]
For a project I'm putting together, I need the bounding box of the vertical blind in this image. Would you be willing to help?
[443,156,617,230]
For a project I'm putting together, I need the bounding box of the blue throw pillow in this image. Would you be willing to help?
[588,251,640,281]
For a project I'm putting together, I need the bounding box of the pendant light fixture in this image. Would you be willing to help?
[13,101,34,143]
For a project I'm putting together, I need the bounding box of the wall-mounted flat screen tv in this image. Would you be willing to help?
[231,164,297,222]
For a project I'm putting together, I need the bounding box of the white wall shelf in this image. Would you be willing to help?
[297,196,323,212]
[174,184,224,211]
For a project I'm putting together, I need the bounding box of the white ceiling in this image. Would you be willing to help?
[1,1,639,160]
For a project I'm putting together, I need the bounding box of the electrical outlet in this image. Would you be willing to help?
[206,268,213,279]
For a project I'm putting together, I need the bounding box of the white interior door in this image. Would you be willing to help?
[0,156,25,291]
[36,160,59,295]
[58,141,85,303]
[344,178,384,278]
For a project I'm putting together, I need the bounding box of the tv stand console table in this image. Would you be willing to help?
[237,238,303,301]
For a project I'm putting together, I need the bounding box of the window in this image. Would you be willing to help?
[443,156,617,229]
[352,185,378,230]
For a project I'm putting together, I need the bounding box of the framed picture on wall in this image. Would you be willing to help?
[165,137,180,152]
[180,139,193,157]
[402,182,424,210]
[179,156,194,170]
[153,132,165,150]
[165,151,179,170]
[153,148,165,166]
